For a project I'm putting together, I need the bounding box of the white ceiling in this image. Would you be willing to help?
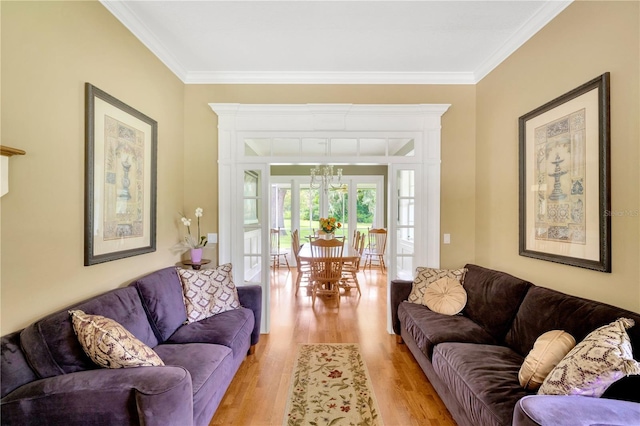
[101,0,572,84]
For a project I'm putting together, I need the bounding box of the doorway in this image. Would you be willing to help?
[210,103,450,333]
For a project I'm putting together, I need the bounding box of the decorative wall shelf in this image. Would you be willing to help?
[1,145,26,197]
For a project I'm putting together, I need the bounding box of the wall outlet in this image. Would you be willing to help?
[207,233,218,244]
[443,233,451,244]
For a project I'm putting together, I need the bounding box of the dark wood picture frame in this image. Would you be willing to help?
[85,83,157,265]
[519,73,611,272]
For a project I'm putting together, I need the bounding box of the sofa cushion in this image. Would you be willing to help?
[462,264,532,343]
[505,285,640,358]
[432,342,528,426]
[514,395,640,426]
[398,301,496,360]
[538,318,640,397]
[154,343,237,426]
[1,331,37,398]
[177,264,241,323]
[518,330,575,391]
[165,308,254,358]
[131,267,188,342]
[20,287,158,378]
[423,276,467,315]
[69,310,164,369]
[408,267,467,305]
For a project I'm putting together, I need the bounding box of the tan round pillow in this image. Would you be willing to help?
[519,330,576,390]
[422,276,467,315]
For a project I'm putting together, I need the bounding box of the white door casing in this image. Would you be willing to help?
[210,104,450,334]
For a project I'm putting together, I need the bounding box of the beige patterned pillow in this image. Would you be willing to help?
[422,276,467,315]
[519,330,576,391]
[538,318,640,397]
[177,263,241,323]
[69,310,164,369]
[408,267,467,305]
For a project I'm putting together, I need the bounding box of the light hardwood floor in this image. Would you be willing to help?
[209,267,456,426]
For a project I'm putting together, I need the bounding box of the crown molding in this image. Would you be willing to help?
[185,71,475,85]
[100,0,188,81]
[474,0,573,82]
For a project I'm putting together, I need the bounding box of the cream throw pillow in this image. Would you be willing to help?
[422,277,467,315]
[538,318,640,397]
[519,330,576,390]
[69,310,164,369]
[178,263,241,323]
[408,267,467,305]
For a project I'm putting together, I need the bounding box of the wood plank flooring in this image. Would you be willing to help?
[209,267,457,426]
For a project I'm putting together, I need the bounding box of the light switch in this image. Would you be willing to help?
[207,233,218,244]
[443,233,451,244]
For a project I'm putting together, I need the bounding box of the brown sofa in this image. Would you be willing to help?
[390,264,640,426]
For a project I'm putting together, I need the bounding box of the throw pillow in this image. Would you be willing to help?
[69,310,164,369]
[538,318,640,397]
[177,263,241,323]
[408,267,467,304]
[422,276,467,315]
[519,330,576,390]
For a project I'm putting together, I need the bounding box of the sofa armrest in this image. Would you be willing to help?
[237,285,262,346]
[390,279,413,335]
[1,366,193,426]
[513,395,640,426]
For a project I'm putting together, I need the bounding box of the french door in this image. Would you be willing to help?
[270,175,385,262]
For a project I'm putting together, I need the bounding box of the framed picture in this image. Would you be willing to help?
[243,170,259,224]
[84,83,157,265]
[519,73,610,272]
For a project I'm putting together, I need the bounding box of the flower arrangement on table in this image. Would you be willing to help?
[319,217,342,234]
[173,208,208,262]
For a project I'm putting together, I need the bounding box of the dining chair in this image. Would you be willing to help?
[309,238,345,307]
[363,228,387,271]
[341,232,365,294]
[270,228,290,269]
[291,229,311,295]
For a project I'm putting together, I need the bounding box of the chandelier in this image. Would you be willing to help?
[310,165,343,195]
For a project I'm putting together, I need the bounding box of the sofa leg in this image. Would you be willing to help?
[396,335,404,344]
[248,345,256,355]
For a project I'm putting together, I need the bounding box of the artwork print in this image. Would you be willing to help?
[533,109,586,244]
[103,116,145,240]
[519,73,610,272]
[85,83,157,266]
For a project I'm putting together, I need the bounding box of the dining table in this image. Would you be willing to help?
[297,241,361,263]
[297,241,362,300]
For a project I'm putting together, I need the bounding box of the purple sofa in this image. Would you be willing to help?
[391,264,640,426]
[1,266,262,426]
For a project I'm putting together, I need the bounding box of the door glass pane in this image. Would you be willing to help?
[396,168,415,279]
[270,184,292,258]
[356,183,377,234]
[272,138,299,156]
[330,138,358,155]
[243,169,262,284]
[328,184,348,239]
[244,138,270,157]
[389,138,415,156]
[301,138,329,156]
[359,138,387,156]
[299,184,320,241]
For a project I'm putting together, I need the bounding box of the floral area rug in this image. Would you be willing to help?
[283,343,383,426]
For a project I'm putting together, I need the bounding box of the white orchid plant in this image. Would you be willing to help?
[176,207,208,250]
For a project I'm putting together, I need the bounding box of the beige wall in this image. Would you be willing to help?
[1,1,185,334]
[183,84,477,271]
[476,1,640,312]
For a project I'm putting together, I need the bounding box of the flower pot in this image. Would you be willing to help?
[190,248,203,263]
